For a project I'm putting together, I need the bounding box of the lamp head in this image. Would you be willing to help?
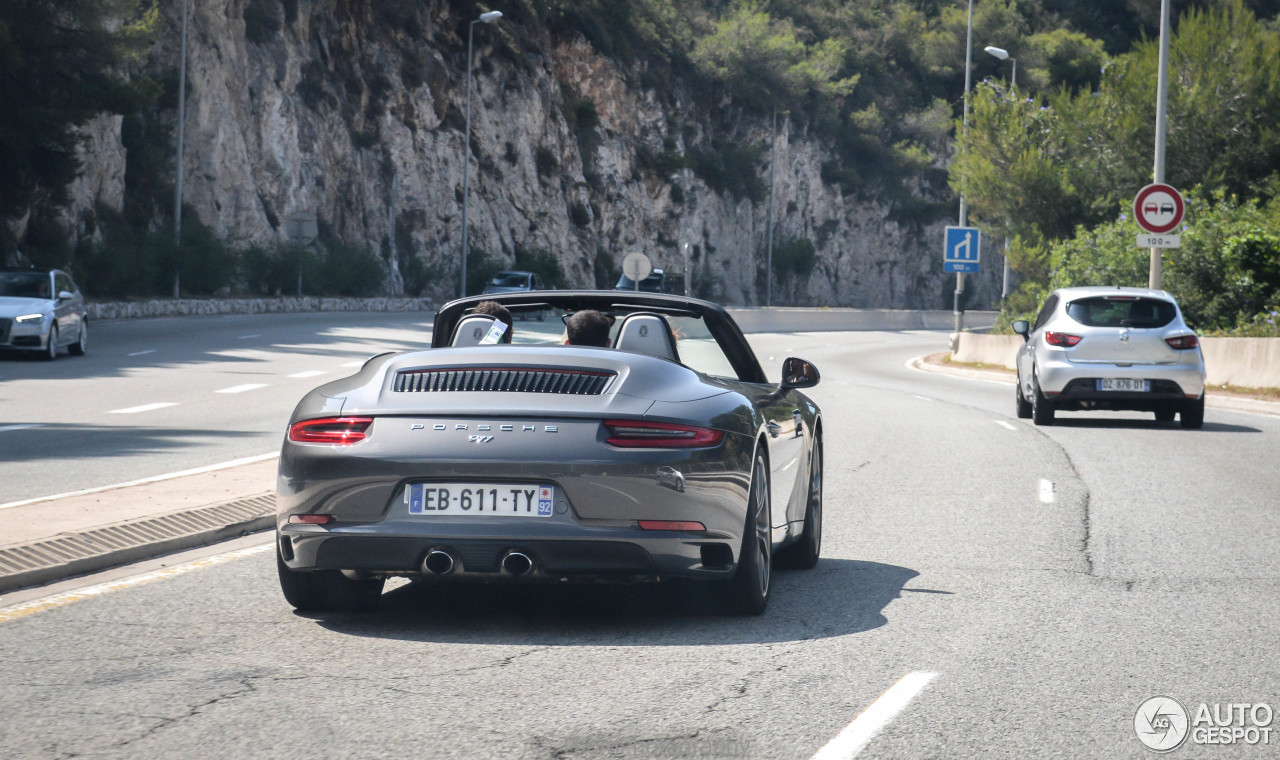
[479,11,503,23]
[984,45,1010,61]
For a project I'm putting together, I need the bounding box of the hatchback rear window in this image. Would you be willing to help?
[1065,297,1176,328]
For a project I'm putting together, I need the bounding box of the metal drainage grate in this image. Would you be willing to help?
[0,494,277,592]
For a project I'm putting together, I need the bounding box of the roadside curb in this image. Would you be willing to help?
[0,494,275,594]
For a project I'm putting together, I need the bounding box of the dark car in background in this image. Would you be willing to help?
[615,267,686,295]
[0,268,88,360]
[482,270,545,294]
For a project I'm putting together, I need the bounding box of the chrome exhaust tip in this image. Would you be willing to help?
[500,550,533,577]
[422,549,455,576]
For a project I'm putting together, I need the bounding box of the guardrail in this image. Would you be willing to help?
[953,333,1280,389]
[728,308,998,334]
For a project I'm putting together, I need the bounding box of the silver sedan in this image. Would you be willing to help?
[1013,286,1206,427]
[0,268,88,360]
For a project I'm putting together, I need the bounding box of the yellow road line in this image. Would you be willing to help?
[0,544,272,624]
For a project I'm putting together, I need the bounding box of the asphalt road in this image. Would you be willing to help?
[2,317,1278,759]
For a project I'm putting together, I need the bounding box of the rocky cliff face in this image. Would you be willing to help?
[66,0,1001,309]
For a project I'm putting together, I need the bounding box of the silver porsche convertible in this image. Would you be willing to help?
[276,291,823,615]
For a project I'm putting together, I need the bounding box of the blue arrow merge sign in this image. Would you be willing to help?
[944,226,981,273]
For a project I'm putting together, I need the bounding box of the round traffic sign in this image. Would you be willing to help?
[622,252,652,282]
[1133,183,1184,235]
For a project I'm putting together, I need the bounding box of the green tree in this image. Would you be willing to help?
[0,0,158,252]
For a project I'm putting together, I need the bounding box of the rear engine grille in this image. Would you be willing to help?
[394,367,614,395]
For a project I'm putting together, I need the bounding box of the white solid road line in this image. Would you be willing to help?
[106,402,179,414]
[127,349,156,356]
[0,544,273,624]
[810,671,939,760]
[995,420,1017,431]
[1039,479,1056,503]
[904,354,1012,387]
[0,451,279,511]
[287,370,326,378]
[0,424,42,433]
[215,383,269,394]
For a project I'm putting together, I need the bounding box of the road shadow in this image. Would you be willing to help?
[0,423,255,463]
[1049,416,1261,433]
[309,559,922,646]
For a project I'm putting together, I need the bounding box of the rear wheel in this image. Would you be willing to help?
[1180,396,1205,429]
[1014,378,1032,419]
[276,542,384,612]
[1031,374,1055,426]
[728,452,772,615]
[777,434,822,570]
[69,320,87,356]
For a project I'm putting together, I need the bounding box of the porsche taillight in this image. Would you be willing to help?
[1165,334,1199,350]
[288,417,373,444]
[1045,331,1082,347]
[603,419,725,448]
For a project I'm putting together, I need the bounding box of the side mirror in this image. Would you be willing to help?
[1012,320,1030,342]
[780,357,820,390]
[57,290,75,301]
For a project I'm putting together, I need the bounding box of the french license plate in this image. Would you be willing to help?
[406,483,554,517]
[1097,378,1150,392]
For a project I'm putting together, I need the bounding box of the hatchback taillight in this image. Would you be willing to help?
[1165,334,1199,350]
[1044,331,1082,347]
[604,419,725,448]
[288,417,373,444]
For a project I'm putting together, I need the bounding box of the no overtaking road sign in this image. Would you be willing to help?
[1133,183,1184,234]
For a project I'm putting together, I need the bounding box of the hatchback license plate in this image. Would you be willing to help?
[406,483,554,517]
[1097,378,1150,392]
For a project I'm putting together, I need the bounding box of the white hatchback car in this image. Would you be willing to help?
[1012,287,1206,428]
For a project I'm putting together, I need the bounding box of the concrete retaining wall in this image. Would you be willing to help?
[86,296,998,335]
[953,333,1280,389]
[728,308,998,334]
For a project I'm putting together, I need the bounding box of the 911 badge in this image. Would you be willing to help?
[538,487,554,517]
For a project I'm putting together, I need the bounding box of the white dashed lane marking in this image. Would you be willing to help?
[237,334,262,340]
[287,370,326,378]
[107,402,179,414]
[215,383,269,394]
[809,671,939,759]
[127,349,156,356]
[995,420,1017,431]
[1039,479,1056,503]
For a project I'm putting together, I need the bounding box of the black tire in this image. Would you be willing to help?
[1180,396,1205,429]
[69,320,87,356]
[728,451,772,615]
[1015,377,1032,419]
[42,325,59,361]
[1031,373,1055,426]
[777,434,822,570]
[1154,406,1176,422]
[276,542,384,612]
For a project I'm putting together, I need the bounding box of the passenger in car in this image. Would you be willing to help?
[564,310,612,347]
[472,300,514,344]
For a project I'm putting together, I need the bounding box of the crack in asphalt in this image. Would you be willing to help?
[105,673,262,751]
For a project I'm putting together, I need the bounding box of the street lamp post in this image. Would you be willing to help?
[1150,0,1171,290]
[955,0,975,333]
[765,110,787,308]
[984,45,1016,300]
[460,10,503,298]
[172,0,189,299]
